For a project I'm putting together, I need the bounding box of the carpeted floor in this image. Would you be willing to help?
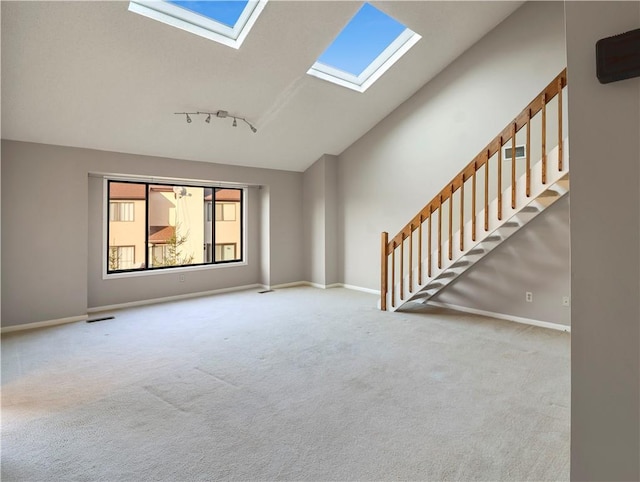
[1,287,570,481]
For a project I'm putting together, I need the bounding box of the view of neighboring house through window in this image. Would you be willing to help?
[214,189,242,262]
[107,181,243,273]
[108,182,146,271]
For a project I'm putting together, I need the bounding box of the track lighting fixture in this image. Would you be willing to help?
[174,110,257,133]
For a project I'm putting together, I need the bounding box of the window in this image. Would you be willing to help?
[215,243,237,262]
[106,180,243,274]
[128,0,268,49]
[215,203,236,221]
[307,3,421,93]
[151,244,171,266]
[109,246,135,270]
[206,202,213,222]
[110,202,135,222]
[205,243,213,263]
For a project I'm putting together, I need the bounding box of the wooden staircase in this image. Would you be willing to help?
[381,70,568,312]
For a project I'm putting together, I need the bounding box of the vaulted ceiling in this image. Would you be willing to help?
[1,1,523,172]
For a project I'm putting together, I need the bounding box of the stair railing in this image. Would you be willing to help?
[380,69,567,310]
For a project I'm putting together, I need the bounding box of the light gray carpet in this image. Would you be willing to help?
[1,287,569,481]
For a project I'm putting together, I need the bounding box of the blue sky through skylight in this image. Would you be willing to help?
[317,3,407,77]
[167,1,249,28]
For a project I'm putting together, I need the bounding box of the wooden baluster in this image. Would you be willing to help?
[380,232,388,311]
[484,151,489,231]
[526,110,531,197]
[438,200,442,269]
[391,243,396,308]
[418,217,422,285]
[399,236,404,301]
[380,71,567,310]
[498,137,503,220]
[511,123,517,209]
[428,210,432,278]
[472,165,477,241]
[542,93,547,184]
[408,226,413,294]
[448,186,453,261]
[558,78,563,171]
[460,178,464,252]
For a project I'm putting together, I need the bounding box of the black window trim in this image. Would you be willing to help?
[105,178,245,275]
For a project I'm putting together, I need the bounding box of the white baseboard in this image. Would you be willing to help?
[339,284,380,296]
[268,282,378,294]
[87,284,263,314]
[267,281,308,290]
[1,314,89,334]
[268,281,342,290]
[427,301,571,332]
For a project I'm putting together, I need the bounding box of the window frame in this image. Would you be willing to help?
[215,202,237,221]
[104,178,246,278]
[128,0,268,50]
[109,201,135,222]
[215,242,237,262]
[109,245,136,271]
[306,4,421,93]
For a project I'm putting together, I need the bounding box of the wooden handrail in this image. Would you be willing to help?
[384,69,566,255]
[380,69,567,310]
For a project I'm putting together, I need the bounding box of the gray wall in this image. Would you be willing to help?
[566,2,640,480]
[303,156,326,285]
[434,196,571,325]
[337,1,569,323]
[2,142,89,326]
[302,154,339,286]
[1,140,304,326]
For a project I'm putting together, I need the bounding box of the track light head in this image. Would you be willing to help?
[205,114,211,123]
[232,118,237,127]
[186,114,192,124]
[250,125,257,133]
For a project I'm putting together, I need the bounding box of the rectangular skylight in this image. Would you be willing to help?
[129,0,268,49]
[307,3,421,93]
[166,1,249,28]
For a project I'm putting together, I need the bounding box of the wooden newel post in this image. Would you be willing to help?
[381,232,388,311]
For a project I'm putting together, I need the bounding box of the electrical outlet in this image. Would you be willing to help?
[178,274,185,282]
[562,296,570,307]
[525,291,533,303]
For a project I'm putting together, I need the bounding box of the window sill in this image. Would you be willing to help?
[103,261,248,280]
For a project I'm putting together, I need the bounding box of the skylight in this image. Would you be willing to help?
[307,3,421,93]
[128,0,268,49]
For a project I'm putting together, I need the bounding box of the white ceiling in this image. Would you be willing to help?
[1,1,524,172]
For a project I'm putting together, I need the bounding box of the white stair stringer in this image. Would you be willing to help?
[387,139,569,312]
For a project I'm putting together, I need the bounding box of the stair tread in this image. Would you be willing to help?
[521,206,540,213]
[451,261,470,268]
[539,190,560,197]
[386,129,570,312]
